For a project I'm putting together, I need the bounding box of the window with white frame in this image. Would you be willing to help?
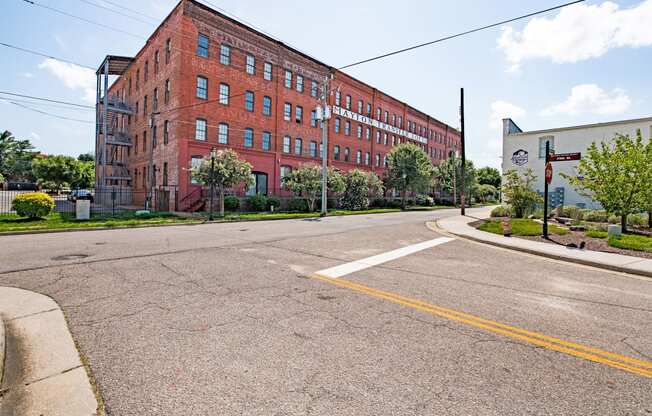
[246,54,255,75]
[357,124,362,139]
[262,131,271,151]
[334,145,340,160]
[358,100,363,114]
[264,62,273,80]
[219,83,229,105]
[334,117,341,133]
[335,91,341,106]
[356,150,362,164]
[296,75,303,92]
[344,147,350,162]
[244,128,253,148]
[263,96,272,116]
[218,123,228,144]
[345,95,351,110]
[344,120,350,136]
[197,34,209,57]
[196,76,207,99]
[245,91,254,112]
[195,119,206,141]
[220,44,231,65]
[191,156,203,184]
[310,80,318,97]
[294,138,302,156]
[283,136,291,153]
[284,70,292,88]
[284,103,292,121]
[309,141,317,157]
[295,106,303,123]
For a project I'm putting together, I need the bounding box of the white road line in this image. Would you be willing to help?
[316,237,454,278]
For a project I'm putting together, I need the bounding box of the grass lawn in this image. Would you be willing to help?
[585,230,652,253]
[478,218,569,236]
[0,212,201,234]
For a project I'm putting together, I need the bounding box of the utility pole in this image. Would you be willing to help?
[209,146,216,221]
[460,88,466,216]
[319,74,331,217]
[146,111,160,211]
[543,140,550,239]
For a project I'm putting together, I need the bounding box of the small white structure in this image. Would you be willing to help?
[76,199,90,220]
[502,117,652,209]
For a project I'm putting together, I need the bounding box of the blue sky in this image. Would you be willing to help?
[1,0,651,169]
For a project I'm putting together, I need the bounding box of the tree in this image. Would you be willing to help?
[476,166,501,189]
[72,160,95,189]
[384,143,435,208]
[562,132,648,232]
[0,130,37,181]
[435,154,477,205]
[637,137,652,229]
[340,169,384,210]
[282,164,345,212]
[476,184,498,203]
[78,152,94,162]
[192,149,254,217]
[502,169,543,218]
[31,155,79,192]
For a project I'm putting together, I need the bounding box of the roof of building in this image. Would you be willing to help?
[505,116,652,137]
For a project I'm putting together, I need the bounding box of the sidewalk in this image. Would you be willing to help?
[436,207,652,278]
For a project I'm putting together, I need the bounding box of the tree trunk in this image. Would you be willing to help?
[648,211,651,229]
[401,189,407,210]
[621,214,627,234]
[219,188,225,217]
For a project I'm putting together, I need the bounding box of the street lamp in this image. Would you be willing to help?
[209,147,216,221]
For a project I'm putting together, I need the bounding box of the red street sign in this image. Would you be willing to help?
[550,152,581,162]
[545,162,553,184]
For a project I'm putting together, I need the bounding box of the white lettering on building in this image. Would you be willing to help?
[331,106,429,144]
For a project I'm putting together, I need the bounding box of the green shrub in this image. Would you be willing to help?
[416,194,434,206]
[11,192,55,219]
[530,209,544,219]
[627,213,648,227]
[288,198,308,212]
[582,210,608,222]
[371,198,387,208]
[561,205,582,219]
[266,196,281,210]
[247,194,267,212]
[223,196,240,211]
[387,199,403,209]
[490,206,511,217]
[608,215,620,224]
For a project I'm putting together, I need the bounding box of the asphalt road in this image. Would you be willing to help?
[0,207,650,415]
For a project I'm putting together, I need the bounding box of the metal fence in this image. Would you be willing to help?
[0,188,177,216]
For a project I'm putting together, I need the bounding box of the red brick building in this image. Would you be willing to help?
[95,0,460,211]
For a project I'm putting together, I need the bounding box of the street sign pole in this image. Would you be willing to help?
[543,141,550,239]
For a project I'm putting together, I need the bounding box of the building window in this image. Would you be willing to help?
[196,76,207,99]
[284,70,292,88]
[407,121,412,131]
[392,114,396,126]
[344,147,350,162]
[366,103,371,116]
[164,79,170,104]
[220,44,231,65]
[309,141,318,157]
[334,117,341,133]
[197,33,209,57]
[356,124,362,139]
[262,131,271,151]
[152,124,157,148]
[264,62,272,80]
[384,111,388,123]
[163,162,168,186]
[376,107,381,120]
[334,145,340,160]
[263,96,272,116]
[219,83,229,105]
[154,50,160,74]
[245,91,254,112]
[335,91,341,106]
[356,150,362,164]
[345,95,351,110]
[366,127,371,141]
[163,120,169,145]
[295,106,303,123]
[344,121,351,136]
[310,110,317,127]
[244,128,254,148]
[310,80,318,97]
[398,116,403,128]
[365,152,370,166]
[294,138,303,156]
[247,172,268,196]
[376,131,381,144]
[383,133,388,146]
[165,38,171,63]
[539,136,555,159]
[195,119,206,141]
[144,61,148,81]
[296,75,304,92]
[218,123,229,144]
[283,136,291,153]
[357,100,363,114]
[143,130,147,152]
[376,153,381,167]
[384,155,388,167]
[280,165,292,187]
[153,88,158,111]
[136,69,140,90]
[191,156,203,184]
[246,54,255,75]
[284,103,292,121]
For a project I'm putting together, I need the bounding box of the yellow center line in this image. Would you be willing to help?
[311,273,652,378]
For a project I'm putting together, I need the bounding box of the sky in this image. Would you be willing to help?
[1,0,651,169]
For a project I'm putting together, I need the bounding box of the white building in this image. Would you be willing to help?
[502,117,652,209]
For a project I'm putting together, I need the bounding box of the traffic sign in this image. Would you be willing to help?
[550,152,581,162]
[545,162,553,184]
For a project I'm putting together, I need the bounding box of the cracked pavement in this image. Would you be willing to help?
[0,207,651,415]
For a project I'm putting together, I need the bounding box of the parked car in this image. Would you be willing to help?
[67,189,94,203]
[7,181,38,191]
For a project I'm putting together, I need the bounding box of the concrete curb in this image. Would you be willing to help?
[434,210,652,280]
[0,287,100,416]
[0,316,4,392]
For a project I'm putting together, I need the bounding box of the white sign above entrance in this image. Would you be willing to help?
[331,105,429,144]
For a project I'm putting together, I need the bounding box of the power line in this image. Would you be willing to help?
[0,91,95,109]
[75,0,156,26]
[339,0,585,69]
[19,0,145,40]
[3,98,95,112]
[2,99,94,124]
[0,41,95,70]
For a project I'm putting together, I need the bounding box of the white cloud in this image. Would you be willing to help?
[489,100,526,131]
[38,58,96,103]
[498,0,652,71]
[21,72,34,79]
[540,84,631,116]
[30,132,41,140]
